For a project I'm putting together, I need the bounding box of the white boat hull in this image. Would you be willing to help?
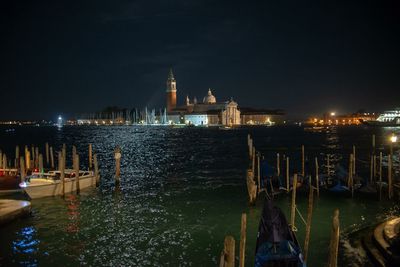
[23,174,97,199]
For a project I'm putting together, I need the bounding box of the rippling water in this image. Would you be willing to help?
[0,125,399,266]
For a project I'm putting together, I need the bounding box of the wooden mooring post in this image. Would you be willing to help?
[379,152,382,200]
[35,147,39,169]
[252,148,255,174]
[58,152,65,197]
[315,157,319,197]
[290,174,298,232]
[72,145,77,161]
[246,169,257,205]
[114,146,121,185]
[276,153,280,177]
[239,213,247,267]
[286,157,290,192]
[62,144,66,165]
[301,145,305,177]
[328,209,340,267]
[88,143,93,170]
[349,154,354,198]
[94,154,100,186]
[257,153,261,194]
[219,236,235,267]
[304,185,314,263]
[2,154,7,170]
[25,148,30,170]
[74,154,80,194]
[388,155,392,199]
[15,145,19,168]
[38,154,43,175]
[370,155,373,184]
[31,145,35,167]
[49,146,54,169]
[45,142,49,166]
[352,145,356,175]
[20,157,26,182]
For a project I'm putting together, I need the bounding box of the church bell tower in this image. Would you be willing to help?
[166,69,177,112]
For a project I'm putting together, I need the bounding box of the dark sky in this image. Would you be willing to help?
[1,0,399,120]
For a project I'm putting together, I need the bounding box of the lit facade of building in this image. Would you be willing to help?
[166,69,284,126]
[309,112,378,125]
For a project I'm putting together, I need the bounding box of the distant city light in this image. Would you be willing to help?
[330,112,336,116]
[390,134,397,143]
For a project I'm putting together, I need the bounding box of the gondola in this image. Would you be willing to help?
[255,198,306,267]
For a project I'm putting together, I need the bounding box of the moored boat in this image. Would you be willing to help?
[363,108,400,127]
[20,170,97,199]
[255,198,306,267]
[0,168,23,195]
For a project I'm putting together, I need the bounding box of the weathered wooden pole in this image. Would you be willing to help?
[35,147,39,169]
[45,142,49,165]
[301,145,305,177]
[370,155,373,184]
[379,152,382,200]
[114,146,121,185]
[276,153,280,176]
[25,148,31,170]
[74,154,80,194]
[20,157,26,182]
[38,154,43,176]
[239,213,247,267]
[58,152,65,197]
[388,155,392,199]
[315,157,319,197]
[327,154,330,177]
[304,185,314,263]
[286,157,290,192]
[0,151,2,169]
[349,154,354,198]
[15,145,19,168]
[328,209,340,267]
[94,154,100,186]
[62,144,66,165]
[50,146,54,169]
[88,143,93,170]
[3,154,7,170]
[248,138,253,159]
[31,145,35,167]
[352,145,356,175]
[220,236,235,267]
[252,148,255,174]
[257,153,261,194]
[290,173,298,232]
[72,145,77,161]
[373,155,377,180]
[372,134,376,152]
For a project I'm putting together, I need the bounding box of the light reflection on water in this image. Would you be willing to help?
[0,125,399,266]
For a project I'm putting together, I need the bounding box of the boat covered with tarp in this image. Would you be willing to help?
[255,198,306,267]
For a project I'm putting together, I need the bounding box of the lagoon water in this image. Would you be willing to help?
[0,125,399,266]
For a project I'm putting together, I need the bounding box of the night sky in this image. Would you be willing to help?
[1,0,399,120]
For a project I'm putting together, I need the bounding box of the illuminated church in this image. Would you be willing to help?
[166,69,283,126]
[166,69,240,126]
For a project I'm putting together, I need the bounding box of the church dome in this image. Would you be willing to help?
[203,88,216,104]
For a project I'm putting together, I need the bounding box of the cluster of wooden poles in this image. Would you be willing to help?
[0,143,100,196]
[219,134,341,267]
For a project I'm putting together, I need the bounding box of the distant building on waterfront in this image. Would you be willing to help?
[166,69,283,126]
[73,69,284,126]
[308,111,378,126]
